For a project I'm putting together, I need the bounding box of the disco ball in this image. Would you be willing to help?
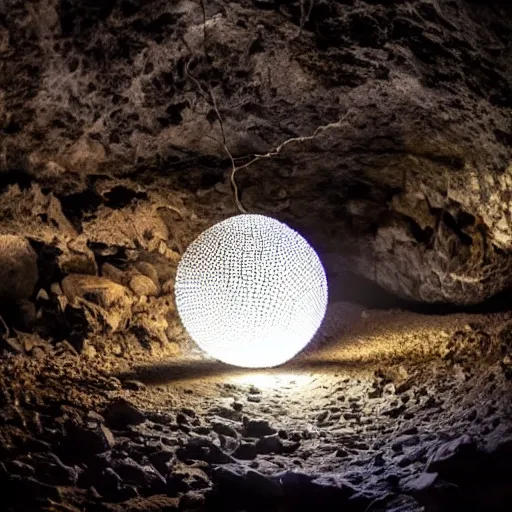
[174,214,328,368]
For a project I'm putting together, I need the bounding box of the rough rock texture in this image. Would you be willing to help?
[0,235,38,301]
[1,3,512,508]
[0,0,511,304]
[1,306,512,511]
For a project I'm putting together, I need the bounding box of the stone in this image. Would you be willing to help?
[59,248,97,275]
[64,421,115,457]
[427,436,479,477]
[392,435,420,452]
[212,420,238,438]
[179,491,206,510]
[112,458,151,486]
[317,411,329,424]
[134,261,160,288]
[87,411,106,424]
[0,235,38,301]
[209,406,242,422]
[149,450,174,475]
[129,274,159,297]
[212,464,246,488]
[401,471,438,492]
[176,412,188,425]
[382,405,406,419]
[256,435,283,454]
[177,437,235,464]
[61,274,132,331]
[101,263,126,286]
[31,452,79,485]
[213,465,283,499]
[121,380,146,391]
[243,419,276,438]
[167,463,210,493]
[232,401,243,412]
[104,399,146,429]
[233,442,258,460]
[5,460,36,477]
[248,385,261,395]
[0,337,24,354]
[245,469,284,498]
[94,467,123,499]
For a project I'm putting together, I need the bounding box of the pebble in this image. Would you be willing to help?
[112,458,151,486]
[65,421,115,456]
[59,250,97,275]
[246,469,284,498]
[122,380,146,391]
[233,442,258,460]
[232,401,243,411]
[177,437,235,464]
[212,421,238,438]
[134,261,160,288]
[129,274,159,297]
[149,450,174,475]
[243,419,276,438]
[317,411,329,424]
[391,435,420,452]
[104,399,146,429]
[256,435,283,454]
[248,385,261,395]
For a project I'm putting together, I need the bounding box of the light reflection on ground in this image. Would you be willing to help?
[228,371,316,391]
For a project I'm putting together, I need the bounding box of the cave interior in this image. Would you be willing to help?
[1,1,512,511]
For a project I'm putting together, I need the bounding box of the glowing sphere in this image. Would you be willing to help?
[175,214,328,368]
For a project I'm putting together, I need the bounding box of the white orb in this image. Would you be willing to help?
[175,214,328,368]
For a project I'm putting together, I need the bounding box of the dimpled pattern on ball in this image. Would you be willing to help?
[175,214,328,368]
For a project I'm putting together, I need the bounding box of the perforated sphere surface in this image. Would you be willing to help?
[175,214,328,368]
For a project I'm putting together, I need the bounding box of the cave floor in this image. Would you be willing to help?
[1,304,512,512]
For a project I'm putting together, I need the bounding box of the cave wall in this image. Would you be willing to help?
[1,0,512,304]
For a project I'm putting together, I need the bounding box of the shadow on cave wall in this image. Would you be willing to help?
[330,269,512,315]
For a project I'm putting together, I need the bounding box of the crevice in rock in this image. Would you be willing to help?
[0,169,34,193]
[57,188,103,233]
[103,186,148,209]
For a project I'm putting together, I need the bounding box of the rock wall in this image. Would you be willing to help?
[1,0,512,304]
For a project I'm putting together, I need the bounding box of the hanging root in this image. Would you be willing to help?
[185,59,352,214]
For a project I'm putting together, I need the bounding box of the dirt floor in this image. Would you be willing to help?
[2,300,512,512]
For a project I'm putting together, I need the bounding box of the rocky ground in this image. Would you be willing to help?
[1,289,512,511]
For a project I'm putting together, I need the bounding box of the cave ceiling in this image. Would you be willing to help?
[1,0,512,304]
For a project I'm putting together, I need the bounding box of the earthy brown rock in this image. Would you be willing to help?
[58,243,98,275]
[101,263,126,286]
[0,0,510,304]
[104,399,146,429]
[0,235,38,302]
[61,274,132,331]
[129,274,159,297]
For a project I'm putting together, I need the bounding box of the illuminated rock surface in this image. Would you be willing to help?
[0,0,511,304]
